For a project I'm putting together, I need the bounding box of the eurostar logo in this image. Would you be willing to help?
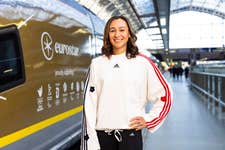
[41,32,54,61]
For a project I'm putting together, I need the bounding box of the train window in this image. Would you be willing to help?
[0,25,25,92]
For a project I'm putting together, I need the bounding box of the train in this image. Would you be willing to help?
[0,0,105,149]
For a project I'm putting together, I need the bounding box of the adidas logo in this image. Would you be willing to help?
[113,64,120,68]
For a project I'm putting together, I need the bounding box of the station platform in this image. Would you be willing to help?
[143,74,225,150]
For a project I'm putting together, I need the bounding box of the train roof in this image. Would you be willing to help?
[0,0,105,35]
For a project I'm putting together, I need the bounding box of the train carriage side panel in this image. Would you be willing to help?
[0,0,101,149]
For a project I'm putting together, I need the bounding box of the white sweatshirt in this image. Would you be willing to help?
[81,52,172,150]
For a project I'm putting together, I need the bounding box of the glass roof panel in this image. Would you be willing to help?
[141,16,157,26]
[152,40,163,45]
[170,11,225,49]
[151,35,162,40]
[217,3,225,14]
[177,0,190,8]
[136,29,156,50]
[201,0,221,10]
[191,0,205,7]
[170,0,179,10]
[146,27,160,35]
[131,0,155,15]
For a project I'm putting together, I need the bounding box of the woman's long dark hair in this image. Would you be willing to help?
[101,16,139,58]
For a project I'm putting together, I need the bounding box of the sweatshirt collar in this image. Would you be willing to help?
[111,52,126,60]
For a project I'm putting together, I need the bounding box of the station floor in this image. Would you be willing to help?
[143,74,225,150]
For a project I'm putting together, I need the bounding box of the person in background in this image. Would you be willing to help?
[81,15,172,150]
[184,66,189,79]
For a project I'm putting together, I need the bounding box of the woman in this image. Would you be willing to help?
[81,15,172,150]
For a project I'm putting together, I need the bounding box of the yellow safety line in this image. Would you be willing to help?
[0,105,83,148]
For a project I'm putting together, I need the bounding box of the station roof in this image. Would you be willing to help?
[75,0,170,50]
[75,0,225,51]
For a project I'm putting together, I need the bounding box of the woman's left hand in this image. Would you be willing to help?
[129,116,147,130]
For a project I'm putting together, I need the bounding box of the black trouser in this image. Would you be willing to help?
[96,129,143,150]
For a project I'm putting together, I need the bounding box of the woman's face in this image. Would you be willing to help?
[109,18,130,54]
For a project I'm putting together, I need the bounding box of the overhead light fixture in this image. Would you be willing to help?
[160,17,166,26]
[162,28,167,34]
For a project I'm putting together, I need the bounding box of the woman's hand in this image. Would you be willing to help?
[129,116,147,130]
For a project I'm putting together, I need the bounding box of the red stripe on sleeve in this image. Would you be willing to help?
[138,54,172,129]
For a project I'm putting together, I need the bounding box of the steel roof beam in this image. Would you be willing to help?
[139,13,156,18]
[171,6,225,19]
[145,25,160,28]
[127,0,145,30]
[152,0,164,48]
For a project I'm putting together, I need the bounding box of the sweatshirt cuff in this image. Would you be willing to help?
[142,114,164,133]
